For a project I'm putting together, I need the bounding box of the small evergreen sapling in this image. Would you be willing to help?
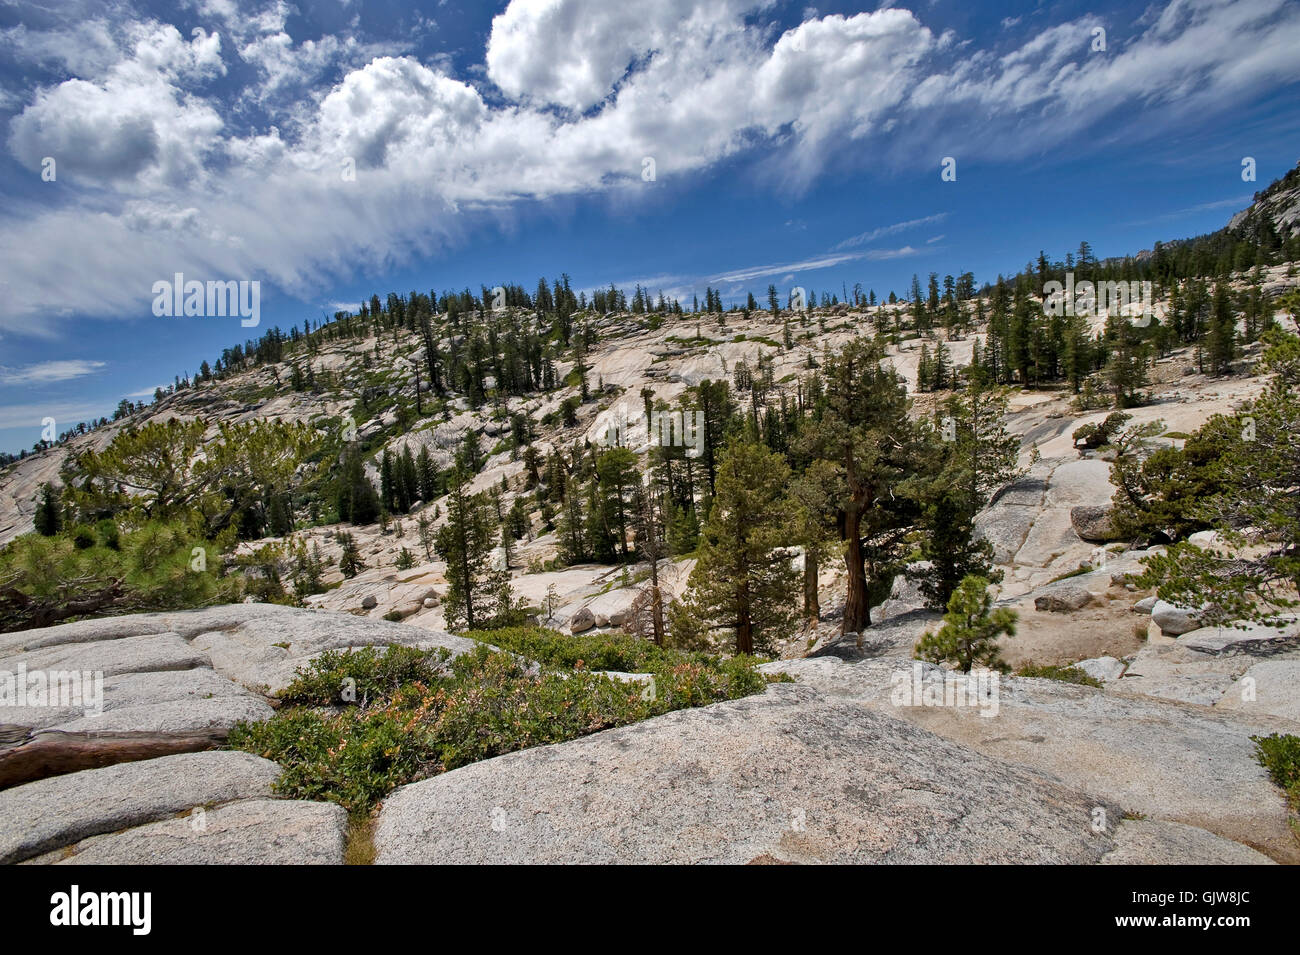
[915,575,1017,673]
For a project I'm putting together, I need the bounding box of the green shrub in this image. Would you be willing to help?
[1015,663,1103,688]
[1252,733,1300,807]
[229,630,773,817]
[96,519,122,550]
[70,525,97,550]
[0,520,238,632]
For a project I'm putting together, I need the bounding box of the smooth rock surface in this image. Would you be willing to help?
[1102,820,1277,865]
[376,685,1123,864]
[1216,659,1300,723]
[0,751,280,864]
[762,656,1299,863]
[42,798,347,865]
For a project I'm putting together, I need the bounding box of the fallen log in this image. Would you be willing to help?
[0,724,226,789]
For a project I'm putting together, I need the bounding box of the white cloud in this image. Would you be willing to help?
[1,0,1299,332]
[834,213,948,250]
[0,359,107,386]
[7,22,224,184]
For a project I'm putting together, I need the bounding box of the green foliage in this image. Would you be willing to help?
[230,633,771,816]
[1015,662,1102,687]
[1251,733,1300,807]
[435,469,516,630]
[1110,413,1238,542]
[1132,331,1300,623]
[1072,411,1132,452]
[33,482,62,536]
[914,575,1017,673]
[66,417,321,539]
[337,531,365,578]
[0,520,236,632]
[674,438,800,655]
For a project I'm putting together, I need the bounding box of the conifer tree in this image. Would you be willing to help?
[1207,282,1237,376]
[673,438,799,654]
[435,468,513,630]
[915,575,1017,673]
[34,482,63,536]
[798,337,928,633]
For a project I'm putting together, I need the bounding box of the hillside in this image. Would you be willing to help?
[3,169,1300,866]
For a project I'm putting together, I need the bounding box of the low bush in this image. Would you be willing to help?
[1252,733,1300,807]
[1015,662,1103,688]
[229,629,777,816]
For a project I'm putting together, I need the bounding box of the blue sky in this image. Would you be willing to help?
[1,0,1299,453]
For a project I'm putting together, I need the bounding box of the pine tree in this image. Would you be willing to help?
[435,468,513,630]
[674,439,799,654]
[557,473,588,564]
[416,512,435,560]
[667,502,700,555]
[633,480,668,644]
[596,447,638,562]
[914,575,1017,672]
[790,461,836,630]
[416,446,438,501]
[33,482,62,536]
[797,337,928,633]
[1207,282,1237,376]
[338,532,365,578]
[380,450,396,512]
[1104,315,1148,408]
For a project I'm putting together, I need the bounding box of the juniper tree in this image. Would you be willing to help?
[797,337,929,634]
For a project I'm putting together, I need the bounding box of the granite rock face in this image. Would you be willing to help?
[376,685,1125,865]
[40,798,347,865]
[761,656,1299,863]
[0,751,281,864]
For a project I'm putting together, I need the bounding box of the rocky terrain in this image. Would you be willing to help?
[0,594,1291,864]
[2,188,1299,865]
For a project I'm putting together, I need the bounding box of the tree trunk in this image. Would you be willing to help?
[736,576,754,654]
[843,508,870,634]
[803,546,820,629]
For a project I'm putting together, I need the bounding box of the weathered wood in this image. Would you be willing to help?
[0,727,225,789]
[0,580,124,633]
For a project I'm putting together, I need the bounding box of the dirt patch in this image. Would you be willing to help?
[1001,594,1150,668]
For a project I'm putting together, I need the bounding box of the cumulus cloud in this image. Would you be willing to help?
[7,22,224,183]
[1,0,1298,332]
